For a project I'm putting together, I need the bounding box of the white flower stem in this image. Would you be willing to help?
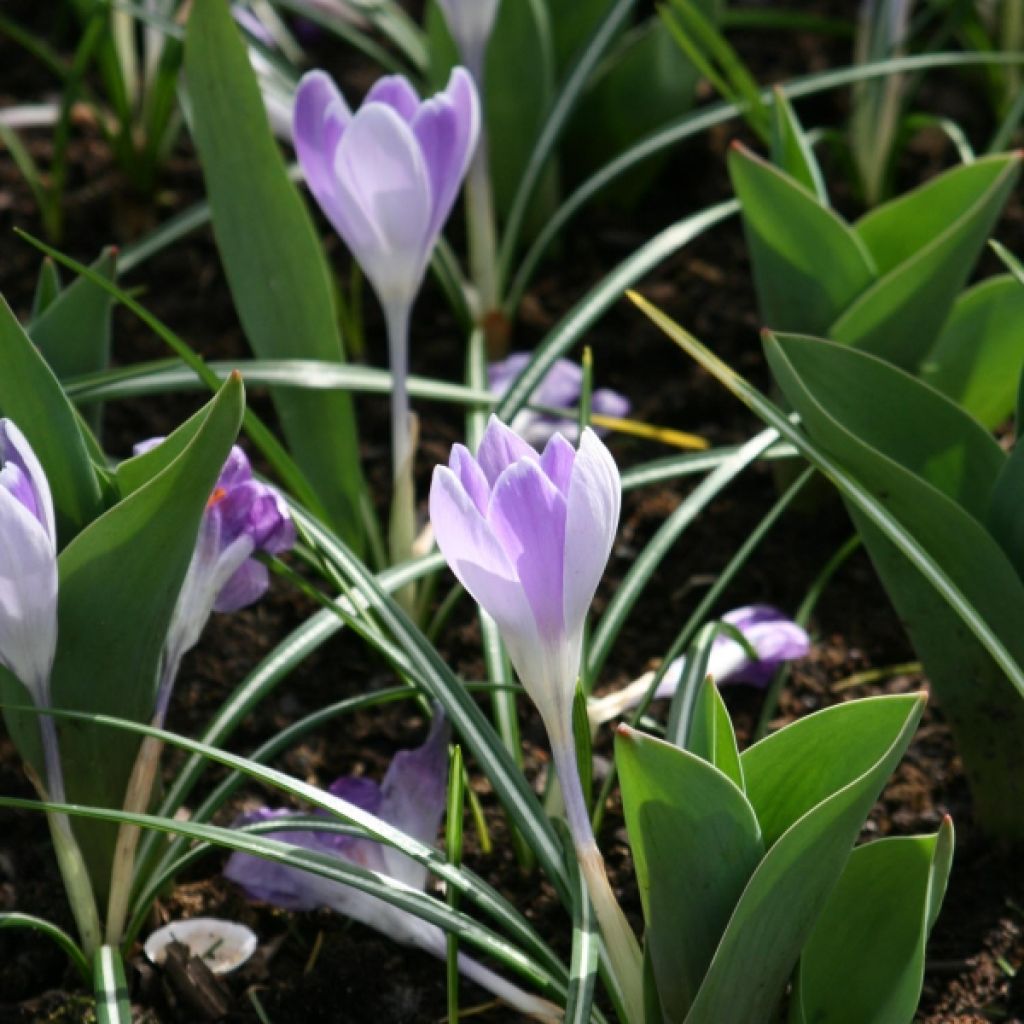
[37,713,102,957]
[385,301,418,612]
[465,131,502,347]
[549,732,644,1023]
[104,654,178,944]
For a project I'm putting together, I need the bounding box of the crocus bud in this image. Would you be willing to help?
[488,352,631,448]
[0,419,58,703]
[135,440,295,719]
[436,0,501,83]
[293,67,480,312]
[429,416,620,738]
[588,605,811,727]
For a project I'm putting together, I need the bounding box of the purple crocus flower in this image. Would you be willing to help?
[588,605,811,727]
[134,441,295,723]
[489,353,632,448]
[0,419,58,705]
[436,0,501,83]
[293,67,479,313]
[429,416,620,740]
[224,717,559,1021]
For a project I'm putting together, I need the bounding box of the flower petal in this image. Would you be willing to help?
[364,75,421,122]
[294,71,352,235]
[487,458,567,643]
[1,420,56,545]
[562,429,620,642]
[476,415,538,487]
[539,433,575,497]
[334,103,433,302]
[0,487,58,701]
[448,443,490,515]
[212,558,268,614]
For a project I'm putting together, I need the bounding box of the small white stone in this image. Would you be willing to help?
[144,917,258,975]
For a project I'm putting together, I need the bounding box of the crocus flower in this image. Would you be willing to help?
[436,0,501,84]
[588,605,811,727]
[429,416,620,740]
[489,353,631,448]
[134,441,295,723]
[430,417,642,1016]
[0,419,58,706]
[294,67,479,315]
[224,717,559,1022]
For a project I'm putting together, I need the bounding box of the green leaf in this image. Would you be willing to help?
[29,247,117,383]
[0,295,104,541]
[991,238,1024,287]
[617,726,764,1022]
[791,819,954,1024]
[920,274,1024,429]
[93,946,131,1024]
[0,912,90,983]
[684,694,924,1024]
[31,258,61,319]
[50,375,245,900]
[545,0,609,70]
[741,694,924,846]
[769,87,826,203]
[686,678,743,790]
[564,18,702,204]
[831,154,1022,368]
[184,0,366,549]
[728,143,875,334]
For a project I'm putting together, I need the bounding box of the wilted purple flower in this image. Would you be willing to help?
[430,416,620,738]
[0,419,57,704]
[436,0,501,83]
[589,605,811,727]
[134,440,295,722]
[489,353,631,448]
[224,717,560,1020]
[294,67,479,311]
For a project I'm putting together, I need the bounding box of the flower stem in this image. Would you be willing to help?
[37,714,103,957]
[464,133,505,355]
[385,301,418,612]
[550,735,644,1023]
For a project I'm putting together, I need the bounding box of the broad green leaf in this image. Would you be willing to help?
[769,88,826,203]
[920,274,1024,429]
[686,678,743,790]
[790,820,954,1024]
[30,247,116,383]
[684,693,924,1024]
[764,333,1005,519]
[49,375,244,900]
[546,0,609,71]
[0,295,104,541]
[184,0,366,549]
[565,19,702,204]
[617,726,763,1022]
[427,0,556,229]
[765,333,1024,840]
[831,155,1021,368]
[114,401,210,496]
[741,694,923,847]
[728,144,875,334]
[31,258,61,319]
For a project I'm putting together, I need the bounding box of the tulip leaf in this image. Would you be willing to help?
[114,402,210,497]
[920,274,1024,430]
[830,154,1021,368]
[684,693,924,1024]
[0,295,104,542]
[29,247,117,383]
[764,332,1024,840]
[31,258,61,319]
[617,726,764,1022]
[741,694,923,847]
[49,374,245,900]
[769,88,826,204]
[728,143,875,334]
[686,678,743,790]
[790,820,954,1024]
[184,0,366,550]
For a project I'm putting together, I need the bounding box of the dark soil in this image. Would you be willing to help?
[2,3,1023,1022]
